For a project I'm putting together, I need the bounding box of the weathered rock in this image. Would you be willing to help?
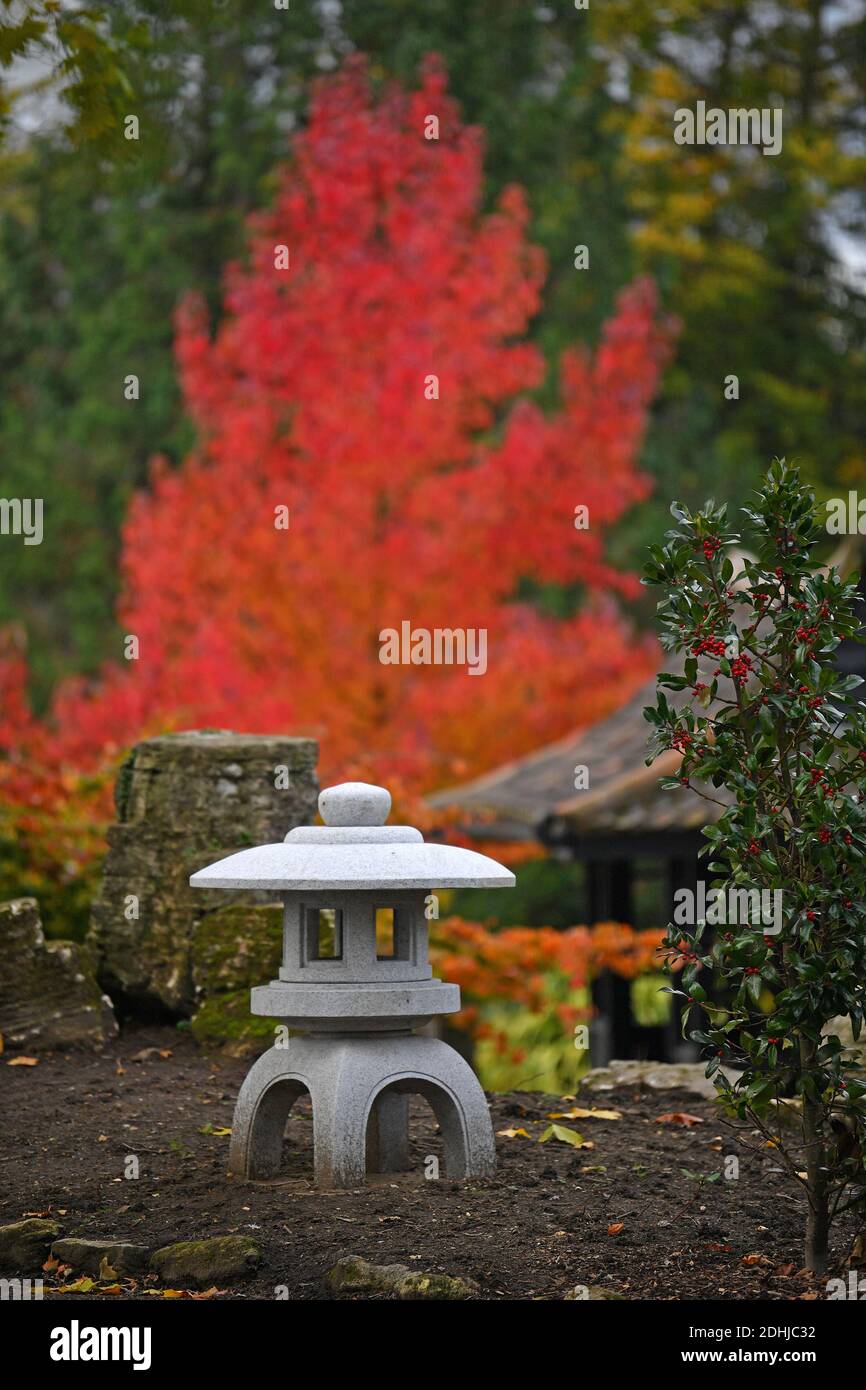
[51,1238,150,1277]
[0,898,116,1050]
[327,1255,479,1300]
[580,1058,723,1100]
[87,731,317,1016]
[150,1235,261,1287]
[0,1218,61,1271]
[191,903,283,996]
[188,902,283,1048]
[189,989,278,1050]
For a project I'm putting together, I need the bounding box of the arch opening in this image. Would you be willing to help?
[364,1077,466,1179]
[249,1077,313,1178]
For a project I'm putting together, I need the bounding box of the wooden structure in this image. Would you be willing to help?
[429,679,712,1063]
[430,538,866,1064]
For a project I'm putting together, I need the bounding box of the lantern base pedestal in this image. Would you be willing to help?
[228,1032,496,1189]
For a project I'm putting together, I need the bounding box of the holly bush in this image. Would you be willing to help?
[643,461,866,1274]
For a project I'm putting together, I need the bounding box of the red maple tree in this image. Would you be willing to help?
[1,57,674,913]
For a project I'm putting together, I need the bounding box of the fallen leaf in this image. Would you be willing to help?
[496,1127,532,1139]
[655,1111,704,1128]
[775,1263,797,1278]
[538,1124,593,1149]
[199,1124,232,1137]
[190,1287,225,1300]
[98,1135,108,1142]
[42,1254,60,1272]
[607,1223,624,1236]
[159,1049,173,1059]
[7,1055,39,1067]
[98,1256,119,1281]
[742,1253,773,1267]
[100,1284,124,1295]
[55,1277,96,1294]
[547,1107,621,1122]
[161,1289,190,1299]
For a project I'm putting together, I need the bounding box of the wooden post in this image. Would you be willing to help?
[665,854,701,1061]
[587,859,634,1064]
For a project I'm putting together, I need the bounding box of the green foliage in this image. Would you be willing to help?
[474,980,592,1095]
[597,0,866,535]
[631,972,670,1028]
[450,859,586,931]
[644,460,866,1271]
[0,0,136,150]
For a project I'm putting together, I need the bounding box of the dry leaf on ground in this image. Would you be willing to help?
[547,1107,621,1122]
[539,1124,593,1149]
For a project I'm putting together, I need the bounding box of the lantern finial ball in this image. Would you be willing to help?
[318,781,391,827]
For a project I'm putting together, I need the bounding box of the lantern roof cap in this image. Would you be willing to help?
[190,781,515,891]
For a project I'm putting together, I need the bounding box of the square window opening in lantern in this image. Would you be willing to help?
[305,907,343,960]
[376,907,412,961]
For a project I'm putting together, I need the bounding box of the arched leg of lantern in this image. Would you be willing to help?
[309,1064,369,1190]
[228,1046,308,1180]
[365,1089,411,1173]
[394,1038,496,1180]
[228,1033,496,1188]
[358,1036,497,1182]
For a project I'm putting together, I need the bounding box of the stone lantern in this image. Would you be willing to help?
[190,781,514,1188]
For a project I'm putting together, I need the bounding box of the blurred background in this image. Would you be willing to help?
[1,0,865,1087]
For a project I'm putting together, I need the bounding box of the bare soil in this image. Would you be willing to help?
[0,1025,856,1300]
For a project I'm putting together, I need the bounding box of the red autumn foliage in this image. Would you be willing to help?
[0,56,674,930]
[430,916,667,1057]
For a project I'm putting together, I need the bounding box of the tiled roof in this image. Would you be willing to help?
[429,679,728,842]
